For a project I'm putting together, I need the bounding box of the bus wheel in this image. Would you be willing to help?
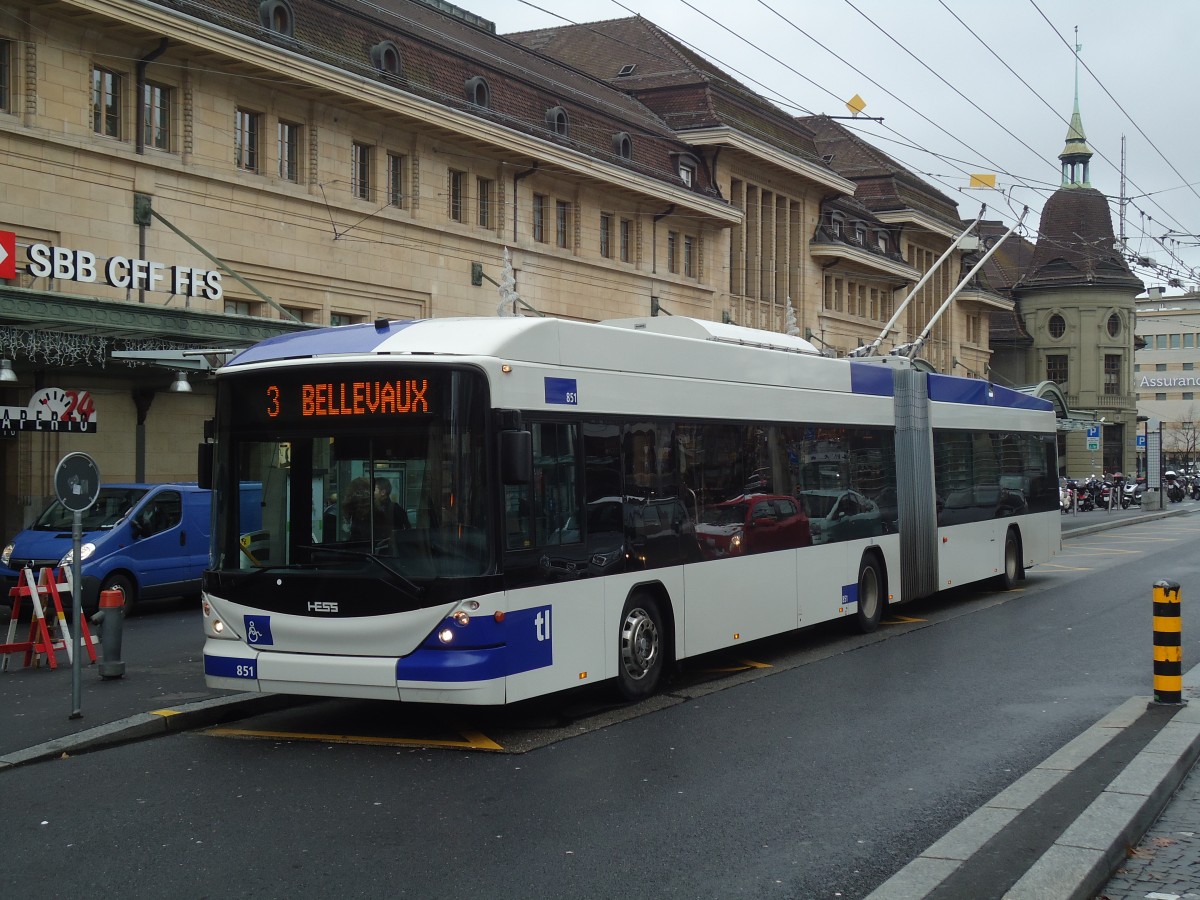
[996,529,1021,590]
[617,592,665,700]
[854,555,884,634]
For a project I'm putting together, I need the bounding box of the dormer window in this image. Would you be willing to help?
[259,0,294,37]
[370,41,402,77]
[853,222,866,244]
[829,212,845,237]
[464,75,490,108]
[875,230,889,252]
[613,131,632,160]
[672,152,700,187]
[546,105,569,136]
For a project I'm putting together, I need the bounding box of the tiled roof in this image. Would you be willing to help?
[988,307,1033,345]
[978,222,1036,346]
[1017,187,1143,292]
[800,115,962,229]
[507,17,835,172]
[147,0,711,189]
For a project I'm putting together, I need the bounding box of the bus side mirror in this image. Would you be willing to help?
[197,442,214,490]
[500,430,532,484]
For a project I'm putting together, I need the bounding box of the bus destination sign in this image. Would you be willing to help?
[231,370,441,429]
[268,379,431,419]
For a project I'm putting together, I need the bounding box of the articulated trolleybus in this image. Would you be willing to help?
[201,315,1059,704]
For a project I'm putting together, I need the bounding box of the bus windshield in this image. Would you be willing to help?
[212,365,491,581]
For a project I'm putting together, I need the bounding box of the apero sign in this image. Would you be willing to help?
[0,388,98,435]
[23,241,222,301]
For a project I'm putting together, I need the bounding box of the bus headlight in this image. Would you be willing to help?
[59,543,96,566]
[437,627,455,644]
[452,611,470,627]
[1,543,11,566]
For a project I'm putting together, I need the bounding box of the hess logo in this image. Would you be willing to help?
[307,601,339,613]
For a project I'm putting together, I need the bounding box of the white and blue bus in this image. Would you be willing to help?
[200,315,1059,704]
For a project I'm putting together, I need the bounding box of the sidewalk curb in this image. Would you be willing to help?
[0,692,303,771]
[1061,505,1187,538]
[866,666,1200,899]
[1003,697,1200,900]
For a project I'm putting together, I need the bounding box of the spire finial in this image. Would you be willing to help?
[1059,26,1092,187]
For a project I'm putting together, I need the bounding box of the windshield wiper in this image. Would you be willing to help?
[296,545,425,598]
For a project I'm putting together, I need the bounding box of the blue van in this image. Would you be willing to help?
[0,483,215,614]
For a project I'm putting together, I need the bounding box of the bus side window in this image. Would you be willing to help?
[508,422,580,549]
[505,485,532,549]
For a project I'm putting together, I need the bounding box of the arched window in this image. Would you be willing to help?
[1049,313,1066,339]
[370,41,402,77]
[259,0,295,37]
[545,105,569,137]
[464,76,490,108]
[612,131,632,160]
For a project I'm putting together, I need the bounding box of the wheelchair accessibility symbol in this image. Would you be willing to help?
[243,615,273,646]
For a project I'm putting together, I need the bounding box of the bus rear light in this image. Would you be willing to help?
[437,628,455,644]
[493,610,505,623]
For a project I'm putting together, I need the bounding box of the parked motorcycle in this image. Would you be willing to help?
[1060,478,1076,513]
[1165,470,1186,503]
[1076,477,1097,511]
[1121,479,1144,508]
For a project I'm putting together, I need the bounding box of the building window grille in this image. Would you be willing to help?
[278,121,300,182]
[353,142,373,200]
[93,67,122,138]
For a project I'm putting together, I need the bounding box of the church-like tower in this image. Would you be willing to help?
[1015,47,1142,476]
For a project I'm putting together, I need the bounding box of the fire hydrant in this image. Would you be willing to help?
[97,587,126,679]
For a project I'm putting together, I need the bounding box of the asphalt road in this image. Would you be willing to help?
[4,509,1199,898]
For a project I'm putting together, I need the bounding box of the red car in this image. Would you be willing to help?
[696,494,812,559]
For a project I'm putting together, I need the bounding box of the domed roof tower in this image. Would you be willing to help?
[1014,39,1142,476]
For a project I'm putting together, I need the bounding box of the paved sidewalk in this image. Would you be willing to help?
[1099,759,1200,899]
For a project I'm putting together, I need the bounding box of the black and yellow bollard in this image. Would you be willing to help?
[1153,580,1184,706]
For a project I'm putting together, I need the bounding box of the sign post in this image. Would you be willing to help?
[54,452,100,719]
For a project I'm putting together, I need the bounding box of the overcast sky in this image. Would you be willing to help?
[468,0,1200,296]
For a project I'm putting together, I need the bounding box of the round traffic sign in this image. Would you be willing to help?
[54,452,101,512]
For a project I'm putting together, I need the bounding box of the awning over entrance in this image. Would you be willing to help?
[0,285,310,368]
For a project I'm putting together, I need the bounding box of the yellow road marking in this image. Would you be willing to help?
[1040,563,1093,571]
[206,726,503,751]
[150,709,182,717]
[884,615,927,624]
[701,659,773,673]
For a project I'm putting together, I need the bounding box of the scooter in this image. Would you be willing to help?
[1165,471,1186,503]
[1060,479,1076,513]
[1121,480,1144,508]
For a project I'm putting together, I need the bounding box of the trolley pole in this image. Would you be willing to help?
[1153,580,1185,706]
